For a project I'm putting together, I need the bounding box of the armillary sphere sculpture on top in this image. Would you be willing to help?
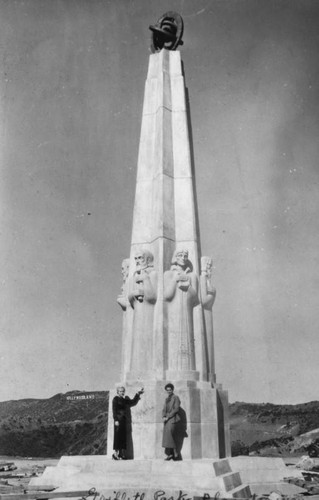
[149,12,184,53]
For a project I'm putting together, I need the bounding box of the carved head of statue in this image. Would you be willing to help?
[121,258,130,281]
[172,249,192,270]
[134,249,154,272]
[201,256,213,277]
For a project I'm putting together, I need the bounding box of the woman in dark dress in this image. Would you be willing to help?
[112,386,144,460]
[162,383,182,461]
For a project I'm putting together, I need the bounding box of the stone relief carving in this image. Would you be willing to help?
[164,249,199,371]
[133,400,156,422]
[200,256,217,382]
[200,256,216,309]
[117,258,130,311]
[128,249,158,372]
[128,250,157,307]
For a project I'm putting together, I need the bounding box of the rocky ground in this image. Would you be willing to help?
[230,401,319,457]
[0,456,59,494]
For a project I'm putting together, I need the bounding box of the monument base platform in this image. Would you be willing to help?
[29,456,251,499]
[107,379,231,460]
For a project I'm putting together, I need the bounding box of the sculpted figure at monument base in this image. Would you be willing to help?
[128,249,157,373]
[164,249,199,372]
[117,258,130,311]
[200,256,217,383]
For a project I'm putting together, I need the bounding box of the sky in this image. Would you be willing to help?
[0,0,319,405]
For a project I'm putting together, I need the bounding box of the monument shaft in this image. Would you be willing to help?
[127,49,205,382]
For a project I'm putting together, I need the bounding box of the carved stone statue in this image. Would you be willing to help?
[128,249,158,372]
[164,249,199,371]
[200,256,217,383]
[117,258,130,311]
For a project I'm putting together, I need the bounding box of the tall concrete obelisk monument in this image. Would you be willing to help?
[109,12,230,460]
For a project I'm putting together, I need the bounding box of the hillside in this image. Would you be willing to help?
[1,393,319,458]
[230,400,319,456]
[0,391,108,457]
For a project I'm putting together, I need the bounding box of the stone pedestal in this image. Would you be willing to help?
[107,379,230,460]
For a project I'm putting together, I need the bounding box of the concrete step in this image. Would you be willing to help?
[229,484,252,499]
[211,458,251,499]
[222,472,242,492]
[213,459,232,476]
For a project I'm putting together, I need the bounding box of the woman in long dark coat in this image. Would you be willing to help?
[162,383,182,461]
[112,386,144,460]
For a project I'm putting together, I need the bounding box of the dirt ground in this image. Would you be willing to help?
[0,456,59,468]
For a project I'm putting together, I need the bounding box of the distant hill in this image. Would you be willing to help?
[0,391,108,457]
[1,392,319,458]
[230,400,319,456]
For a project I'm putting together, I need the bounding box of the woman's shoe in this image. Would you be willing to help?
[164,455,173,461]
[112,453,119,460]
[173,455,182,461]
